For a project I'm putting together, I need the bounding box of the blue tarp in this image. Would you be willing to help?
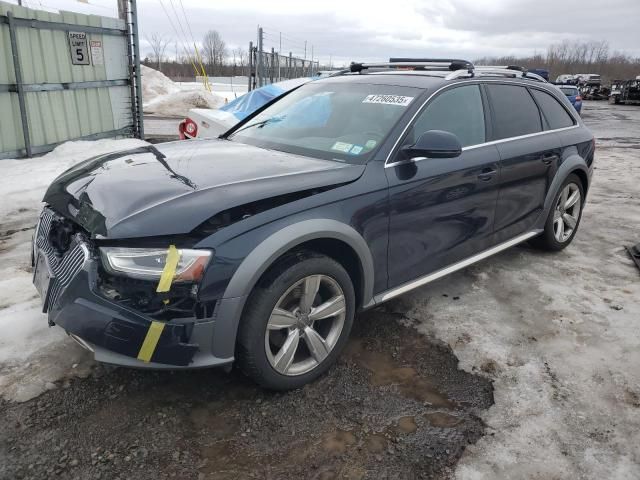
[219,78,310,120]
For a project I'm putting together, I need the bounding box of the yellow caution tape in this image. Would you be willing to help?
[137,321,165,363]
[156,245,180,293]
[137,246,179,362]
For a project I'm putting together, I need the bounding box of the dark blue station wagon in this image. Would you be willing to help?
[33,60,594,389]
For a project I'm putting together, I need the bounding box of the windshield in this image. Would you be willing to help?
[227,82,423,164]
[560,87,578,96]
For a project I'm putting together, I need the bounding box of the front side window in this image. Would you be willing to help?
[531,89,576,130]
[405,84,485,148]
[227,82,423,164]
[486,84,542,140]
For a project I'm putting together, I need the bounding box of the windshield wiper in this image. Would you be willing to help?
[228,115,285,137]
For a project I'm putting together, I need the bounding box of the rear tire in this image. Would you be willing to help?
[530,174,584,251]
[236,251,355,390]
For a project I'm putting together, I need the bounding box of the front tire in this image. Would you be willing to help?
[531,174,584,251]
[236,251,355,390]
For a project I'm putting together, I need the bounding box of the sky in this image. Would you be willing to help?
[9,0,640,66]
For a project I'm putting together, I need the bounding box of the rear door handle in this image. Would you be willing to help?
[542,153,559,165]
[477,168,497,181]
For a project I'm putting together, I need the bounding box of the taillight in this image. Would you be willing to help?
[575,96,582,101]
[184,118,198,137]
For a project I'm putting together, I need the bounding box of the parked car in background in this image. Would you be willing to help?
[557,85,582,113]
[574,74,601,86]
[33,60,594,389]
[609,80,623,104]
[529,68,549,81]
[555,74,576,84]
[179,78,311,139]
[612,78,640,105]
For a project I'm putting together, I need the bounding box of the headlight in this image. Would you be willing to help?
[100,247,212,282]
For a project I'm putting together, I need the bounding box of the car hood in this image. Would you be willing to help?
[43,140,365,239]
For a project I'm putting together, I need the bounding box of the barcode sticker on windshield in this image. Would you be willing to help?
[363,94,414,106]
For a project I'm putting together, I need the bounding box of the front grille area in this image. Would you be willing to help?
[34,208,89,309]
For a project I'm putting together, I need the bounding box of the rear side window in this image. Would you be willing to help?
[408,85,485,148]
[486,84,542,140]
[530,89,575,130]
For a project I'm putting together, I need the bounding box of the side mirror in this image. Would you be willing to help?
[401,130,462,159]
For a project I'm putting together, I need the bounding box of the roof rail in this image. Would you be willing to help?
[389,58,474,70]
[335,60,547,83]
[348,58,474,74]
[446,66,548,83]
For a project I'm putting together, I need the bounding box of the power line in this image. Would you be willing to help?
[167,0,192,52]
[156,0,196,65]
[178,0,198,48]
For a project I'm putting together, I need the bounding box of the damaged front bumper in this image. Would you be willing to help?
[32,208,234,369]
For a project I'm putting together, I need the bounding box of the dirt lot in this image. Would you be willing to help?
[0,101,639,479]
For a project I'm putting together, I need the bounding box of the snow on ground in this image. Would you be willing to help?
[141,65,225,117]
[206,81,247,103]
[393,102,640,479]
[0,138,147,402]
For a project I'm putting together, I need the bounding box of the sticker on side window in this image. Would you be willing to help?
[362,94,414,106]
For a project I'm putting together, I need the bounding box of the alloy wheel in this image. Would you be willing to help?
[553,182,581,243]
[264,274,346,376]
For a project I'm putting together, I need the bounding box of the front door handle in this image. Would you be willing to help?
[542,153,559,165]
[477,168,497,181]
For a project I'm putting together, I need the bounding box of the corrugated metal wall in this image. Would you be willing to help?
[0,1,133,158]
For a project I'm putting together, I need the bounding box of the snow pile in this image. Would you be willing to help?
[142,65,225,117]
[144,89,226,117]
[141,64,180,100]
[0,138,147,402]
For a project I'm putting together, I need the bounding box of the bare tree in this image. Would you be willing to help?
[232,47,247,76]
[478,39,639,83]
[145,33,170,71]
[202,30,227,75]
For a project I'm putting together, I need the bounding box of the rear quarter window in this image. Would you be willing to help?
[530,89,576,130]
[486,84,542,140]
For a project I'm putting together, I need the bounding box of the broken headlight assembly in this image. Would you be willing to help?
[99,247,212,283]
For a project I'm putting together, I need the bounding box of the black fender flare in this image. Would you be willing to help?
[537,155,590,230]
[210,219,375,359]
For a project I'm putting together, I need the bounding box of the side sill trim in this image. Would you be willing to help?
[374,230,540,304]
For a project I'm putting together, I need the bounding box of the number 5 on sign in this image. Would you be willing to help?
[68,31,90,65]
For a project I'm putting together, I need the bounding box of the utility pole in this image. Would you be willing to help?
[248,41,253,91]
[257,25,264,87]
[118,0,144,139]
[304,40,307,60]
[278,32,282,81]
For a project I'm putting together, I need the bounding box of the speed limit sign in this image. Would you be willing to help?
[68,31,90,65]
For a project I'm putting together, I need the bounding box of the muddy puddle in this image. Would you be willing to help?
[0,306,493,480]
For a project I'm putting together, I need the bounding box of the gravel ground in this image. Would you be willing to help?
[0,101,638,480]
[0,311,493,480]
